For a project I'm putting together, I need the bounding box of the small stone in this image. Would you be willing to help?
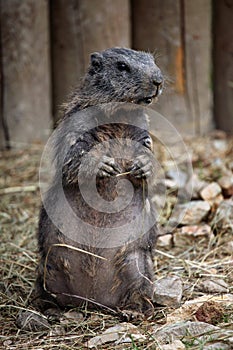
[61,310,84,325]
[159,339,185,350]
[198,279,229,294]
[153,321,219,343]
[49,325,66,336]
[213,139,228,152]
[187,173,208,199]
[218,175,233,197]
[200,182,223,206]
[203,342,230,350]
[16,310,50,331]
[164,178,178,189]
[210,193,224,207]
[170,201,210,226]
[200,329,233,349]
[211,198,233,233]
[157,233,173,248]
[166,169,188,188]
[152,194,166,210]
[153,276,183,307]
[86,322,146,348]
[174,224,213,246]
[195,301,225,325]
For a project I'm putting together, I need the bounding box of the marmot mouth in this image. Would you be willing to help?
[136,95,157,105]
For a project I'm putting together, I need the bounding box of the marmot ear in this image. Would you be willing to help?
[90,52,103,73]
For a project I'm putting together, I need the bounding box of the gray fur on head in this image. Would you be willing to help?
[63,47,163,117]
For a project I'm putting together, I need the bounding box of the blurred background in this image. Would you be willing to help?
[0,0,232,149]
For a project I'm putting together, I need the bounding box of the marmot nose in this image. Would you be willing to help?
[153,73,163,87]
[152,72,163,96]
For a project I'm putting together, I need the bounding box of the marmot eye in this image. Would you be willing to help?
[117,62,130,72]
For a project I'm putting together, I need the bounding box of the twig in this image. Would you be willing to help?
[61,292,117,314]
[115,171,132,177]
[0,185,38,195]
[0,259,35,271]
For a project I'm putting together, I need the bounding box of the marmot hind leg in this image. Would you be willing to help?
[31,261,60,312]
[117,249,155,316]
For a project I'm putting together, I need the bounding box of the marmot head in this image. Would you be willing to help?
[85,47,164,105]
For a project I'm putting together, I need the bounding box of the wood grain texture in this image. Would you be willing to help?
[1,0,51,148]
[50,0,131,121]
[132,0,213,135]
[213,0,233,132]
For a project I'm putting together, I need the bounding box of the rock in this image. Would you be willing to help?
[203,342,230,350]
[159,339,185,350]
[198,279,229,294]
[170,201,210,226]
[166,169,188,188]
[16,310,50,331]
[49,324,66,336]
[212,139,228,152]
[187,173,208,199]
[61,310,84,325]
[174,224,213,247]
[152,194,166,210]
[200,330,233,349]
[211,198,233,233]
[157,233,173,248]
[153,321,219,343]
[195,301,225,325]
[200,182,223,206]
[153,276,183,307]
[86,322,146,348]
[164,178,178,190]
[218,175,233,197]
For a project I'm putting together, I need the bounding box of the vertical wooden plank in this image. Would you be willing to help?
[50,0,131,121]
[132,0,191,134]
[132,0,213,135]
[213,0,233,132]
[50,0,84,121]
[1,0,51,148]
[0,1,8,149]
[184,0,213,135]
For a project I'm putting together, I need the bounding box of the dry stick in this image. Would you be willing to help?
[0,185,38,195]
[115,171,132,177]
[0,304,48,319]
[60,292,117,314]
[0,259,35,271]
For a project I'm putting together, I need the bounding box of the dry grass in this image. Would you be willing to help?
[0,136,233,349]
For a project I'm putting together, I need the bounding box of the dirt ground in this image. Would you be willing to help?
[0,133,233,350]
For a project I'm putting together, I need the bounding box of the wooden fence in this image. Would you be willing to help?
[0,0,232,149]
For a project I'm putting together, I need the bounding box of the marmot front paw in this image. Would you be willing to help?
[128,154,153,179]
[97,155,122,177]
